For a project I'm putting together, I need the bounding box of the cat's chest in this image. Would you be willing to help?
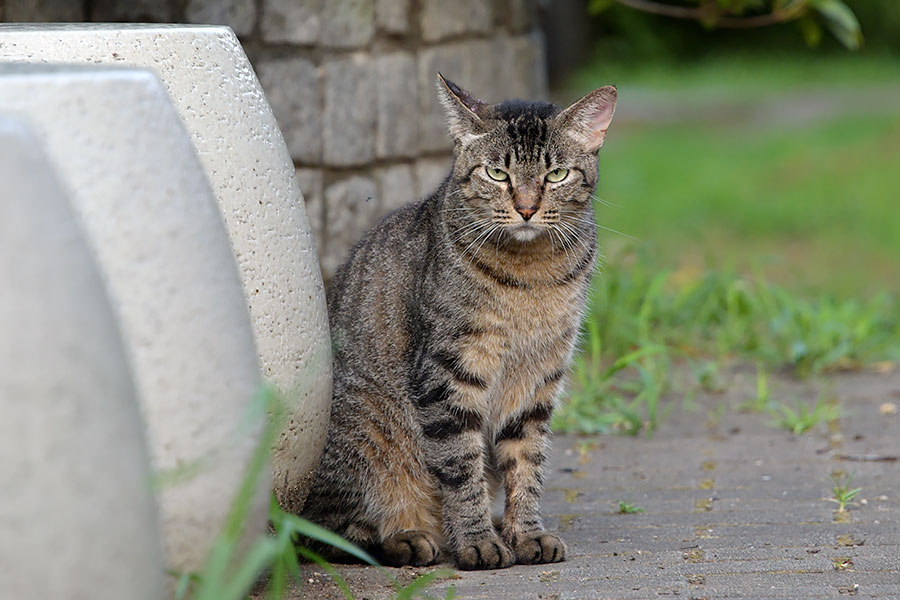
[472,283,584,362]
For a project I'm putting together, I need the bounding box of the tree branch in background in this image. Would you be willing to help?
[614,0,804,29]
[599,0,863,49]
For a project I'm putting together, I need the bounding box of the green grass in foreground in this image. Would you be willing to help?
[172,387,454,600]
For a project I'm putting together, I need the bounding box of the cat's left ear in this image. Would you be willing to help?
[436,73,488,144]
[556,86,617,152]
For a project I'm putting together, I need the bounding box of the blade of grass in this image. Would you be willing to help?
[297,547,356,600]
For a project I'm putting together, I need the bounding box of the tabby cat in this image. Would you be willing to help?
[301,75,617,570]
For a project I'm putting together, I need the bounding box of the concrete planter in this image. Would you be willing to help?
[0,23,334,513]
[0,64,265,574]
[0,115,165,599]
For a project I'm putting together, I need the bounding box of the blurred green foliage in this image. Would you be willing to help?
[590,0,862,49]
[594,108,900,297]
[585,0,900,62]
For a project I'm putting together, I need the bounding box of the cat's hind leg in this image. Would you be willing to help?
[302,384,443,566]
[346,388,444,566]
[363,402,444,565]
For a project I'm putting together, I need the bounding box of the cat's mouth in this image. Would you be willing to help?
[508,223,543,242]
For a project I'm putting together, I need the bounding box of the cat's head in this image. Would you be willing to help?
[438,74,616,243]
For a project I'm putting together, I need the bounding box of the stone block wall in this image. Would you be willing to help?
[0,0,548,281]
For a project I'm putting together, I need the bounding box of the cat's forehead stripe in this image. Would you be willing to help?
[505,114,548,162]
[489,100,559,164]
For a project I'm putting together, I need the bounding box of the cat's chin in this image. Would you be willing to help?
[508,224,542,243]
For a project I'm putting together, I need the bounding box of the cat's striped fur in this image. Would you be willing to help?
[300,75,617,570]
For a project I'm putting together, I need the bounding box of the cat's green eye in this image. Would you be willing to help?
[485,166,509,182]
[545,168,569,183]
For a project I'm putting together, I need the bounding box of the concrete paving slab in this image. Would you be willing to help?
[267,366,900,599]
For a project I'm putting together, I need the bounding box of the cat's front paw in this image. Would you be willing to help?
[380,530,440,567]
[455,535,515,570]
[510,531,566,565]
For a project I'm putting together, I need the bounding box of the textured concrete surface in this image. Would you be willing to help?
[0,64,265,574]
[0,23,334,513]
[278,366,900,599]
[0,116,164,599]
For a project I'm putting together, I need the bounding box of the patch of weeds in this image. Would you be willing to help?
[171,386,455,600]
[616,500,644,514]
[768,395,841,435]
[829,472,862,514]
[552,321,667,435]
[555,247,900,435]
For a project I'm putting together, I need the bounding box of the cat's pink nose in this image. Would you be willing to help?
[516,206,537,221]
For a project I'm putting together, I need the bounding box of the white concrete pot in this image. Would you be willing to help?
[0,115,165,600]
[0,23,334,511]
[0,64,266,574]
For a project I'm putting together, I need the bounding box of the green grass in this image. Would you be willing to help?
[553,53,900,435]
[569,53,900,297]
[553,248,900,434]
[171,387,454,600]
[594,113,900,297]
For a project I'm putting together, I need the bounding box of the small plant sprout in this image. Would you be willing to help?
[617,500,644,514]
[768,394,841,435]
[739,363,772,413]
[829,472,862,513]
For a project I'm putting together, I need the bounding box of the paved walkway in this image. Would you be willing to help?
[289,365,900,599]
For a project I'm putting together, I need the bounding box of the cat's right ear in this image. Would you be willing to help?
[436,73,487,144]
[556,85,617,152]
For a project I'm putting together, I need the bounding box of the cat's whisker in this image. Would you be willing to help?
[472,224,500,259]
[546,226,558,256]
[463,224,499,261]
[450,217,492,239]
[459,222,499,258]
[591,193,617,208]
[449,219,490,241]
[553,228,578,261]
[556,219,592,256]
[572,217,644,244]
[552,229,567,261]
[450,223,493,249]
[549,227,572,264]
[567,214,640,243]
[595,223,640,242]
